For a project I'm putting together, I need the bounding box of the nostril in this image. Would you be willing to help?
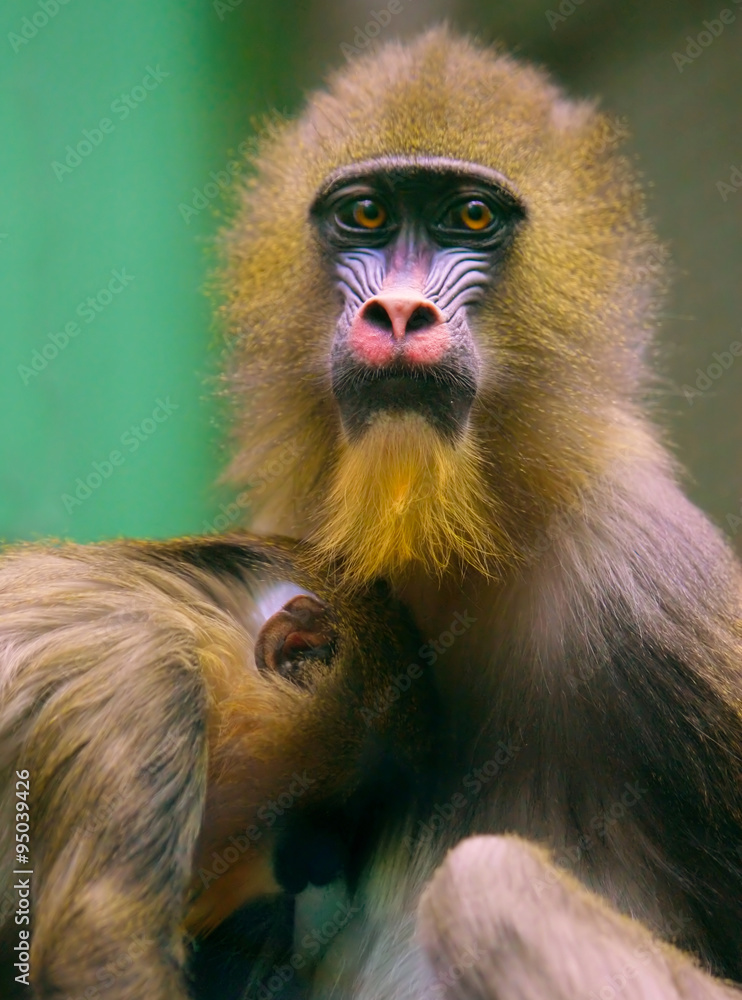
[406,305,438,332]
[362,301,394,331]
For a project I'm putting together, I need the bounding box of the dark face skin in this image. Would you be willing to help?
[310,156,525,440]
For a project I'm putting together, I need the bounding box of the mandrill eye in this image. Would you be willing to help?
[459,200,493,231]
[324,190,395,244]
[432,191,514,247]
[351,199,387,229]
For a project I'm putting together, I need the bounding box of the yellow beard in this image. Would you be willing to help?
[313,413,507,586]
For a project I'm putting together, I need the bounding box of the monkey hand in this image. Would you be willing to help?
[417,836,741,1000]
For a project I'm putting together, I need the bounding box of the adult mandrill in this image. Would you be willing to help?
[219,27,742,998]
[0,533,434,1000]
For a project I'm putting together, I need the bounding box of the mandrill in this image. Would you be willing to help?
[217,27,742,998]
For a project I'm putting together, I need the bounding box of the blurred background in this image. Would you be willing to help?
[1,0,740,549]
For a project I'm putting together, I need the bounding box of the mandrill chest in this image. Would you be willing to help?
[388,566,694,945]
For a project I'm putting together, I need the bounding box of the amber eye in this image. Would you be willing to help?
[352,199,387,229]
[459,200,493,231]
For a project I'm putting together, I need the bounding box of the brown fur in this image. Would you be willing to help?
[217,28,742,997]
[0,533,431,999]
[419,836,741,1000]
[3,27,741,1000]
[220,28,663,578]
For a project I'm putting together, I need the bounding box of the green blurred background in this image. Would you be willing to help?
[1,0,740,549]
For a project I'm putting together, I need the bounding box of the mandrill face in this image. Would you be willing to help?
[221,29,663,585]
[310,156,524,442]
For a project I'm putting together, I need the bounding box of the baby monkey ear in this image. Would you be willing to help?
[254,594,337,683]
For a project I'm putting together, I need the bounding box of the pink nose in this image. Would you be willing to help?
[359,291,444,341]
[348,290,449,365]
